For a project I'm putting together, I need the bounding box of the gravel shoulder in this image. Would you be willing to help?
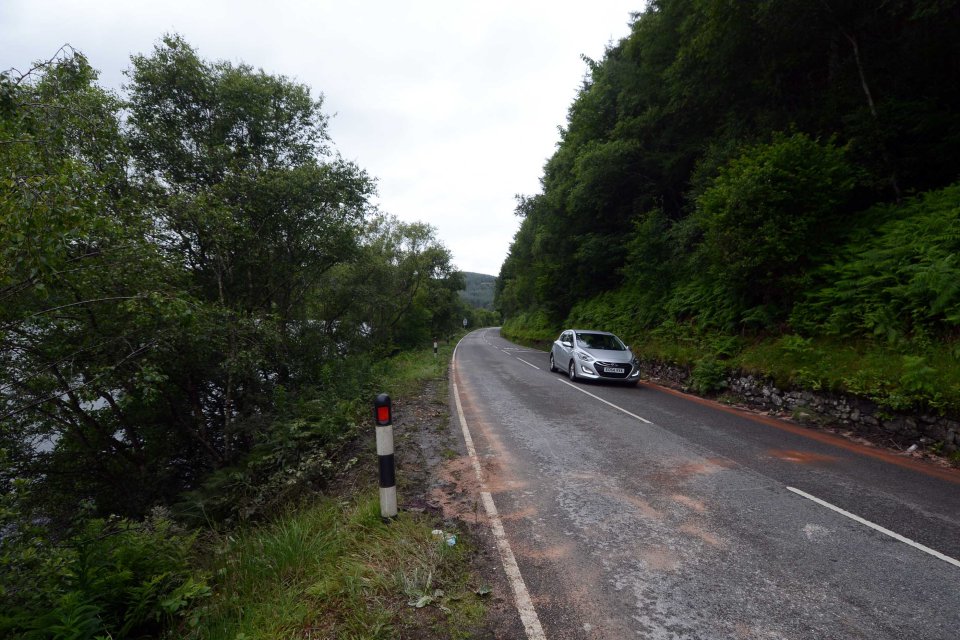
[329,372,527,638]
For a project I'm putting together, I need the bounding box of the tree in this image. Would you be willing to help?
[500,0,960,335]
[317,214,463,351]
[121,35,378,488]
[693,133,860,327]
[1,36,381,518]
[0,49,196,515]
[127,35,374,324]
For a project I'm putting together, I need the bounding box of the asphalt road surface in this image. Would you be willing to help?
[451,328,960,640]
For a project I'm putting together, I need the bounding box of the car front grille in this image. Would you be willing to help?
[594,361,631,378]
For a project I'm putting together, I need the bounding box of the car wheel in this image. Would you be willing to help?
[549,353,557,372]
[568,360,577,381]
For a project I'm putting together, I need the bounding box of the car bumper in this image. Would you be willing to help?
[576,362,641,382]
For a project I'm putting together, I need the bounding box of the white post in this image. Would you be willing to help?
[374,393,397,519]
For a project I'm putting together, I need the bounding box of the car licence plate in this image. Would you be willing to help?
[606,367,625,374]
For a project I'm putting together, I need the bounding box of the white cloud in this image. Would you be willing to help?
[2,0,641,275]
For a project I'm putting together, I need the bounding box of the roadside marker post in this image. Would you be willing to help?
[374,393,397,519]
[433,338,438,358]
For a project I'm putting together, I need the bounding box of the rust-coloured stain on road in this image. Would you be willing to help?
[672,494,708,513]
[616,492,666,521]
[678,521,726,548]
[514,541,576,561]
[768,449,839,465]
[673,458,733,479]
[646,458,733,488]
[639,545,681,572]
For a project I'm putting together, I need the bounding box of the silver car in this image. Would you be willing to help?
[549,329,641,385]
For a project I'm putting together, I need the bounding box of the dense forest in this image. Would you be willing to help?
[458,272,497,310]
[497,0,960,410]
[0,37,481,637]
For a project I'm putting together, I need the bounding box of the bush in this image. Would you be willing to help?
[692,133,861,328]
[567,290,641,339]
[793,182,960,341]
[690,357,728,395]
[175,379,371,525]
[500,310,558,344]
[0,494,208,640]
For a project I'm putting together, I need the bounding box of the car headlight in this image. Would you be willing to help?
[576,351,594,363]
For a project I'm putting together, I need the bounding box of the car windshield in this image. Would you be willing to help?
[576,332,625,351]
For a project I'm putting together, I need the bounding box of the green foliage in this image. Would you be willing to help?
[617,209,680,329]
[566,289,649,345]
[690,357,728,395]
[693,133,860,327]
[315,214,465,351]
[2,38,467,640]
[186,493,482,640]
[0,46,199,516]
[500,310,558,345]
[0,496,206,640]
[898,355,940,403]
[176,378,370,525]
[461,305,501,330]
[496,0,960,416]
[2,37,461,523]
[499,0,960,331]
[376,340,453,398]
[175,338,458,525]
[745,334,960,411]
[793,184,960,341]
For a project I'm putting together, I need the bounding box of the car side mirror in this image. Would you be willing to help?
[562,341,572,347]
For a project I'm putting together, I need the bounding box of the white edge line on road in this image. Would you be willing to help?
[786,486,960,569]
[516,358,540,370]
[453,337,547,640]
[557,378,653,424]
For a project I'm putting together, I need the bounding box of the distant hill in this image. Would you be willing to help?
[459,272,497,310]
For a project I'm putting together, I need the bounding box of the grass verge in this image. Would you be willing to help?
[185,494,484,639]
[179,334,486,639]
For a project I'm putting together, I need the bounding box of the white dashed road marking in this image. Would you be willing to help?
[557,378,653,424]
[787,486,960,569]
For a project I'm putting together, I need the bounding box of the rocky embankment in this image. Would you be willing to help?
[639,360,960,457]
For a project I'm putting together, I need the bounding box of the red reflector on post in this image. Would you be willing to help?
[374,393,392,426]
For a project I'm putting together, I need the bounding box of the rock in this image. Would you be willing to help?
[882,419,903,433]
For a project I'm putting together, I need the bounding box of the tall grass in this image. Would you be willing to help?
[377,342,453,397]
[187,494,481,640]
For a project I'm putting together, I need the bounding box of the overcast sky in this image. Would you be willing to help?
[3,1,641,276]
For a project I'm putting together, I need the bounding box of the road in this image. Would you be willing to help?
[451,328,960,640]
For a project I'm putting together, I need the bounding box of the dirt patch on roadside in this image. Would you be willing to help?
[379,378,527,639]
